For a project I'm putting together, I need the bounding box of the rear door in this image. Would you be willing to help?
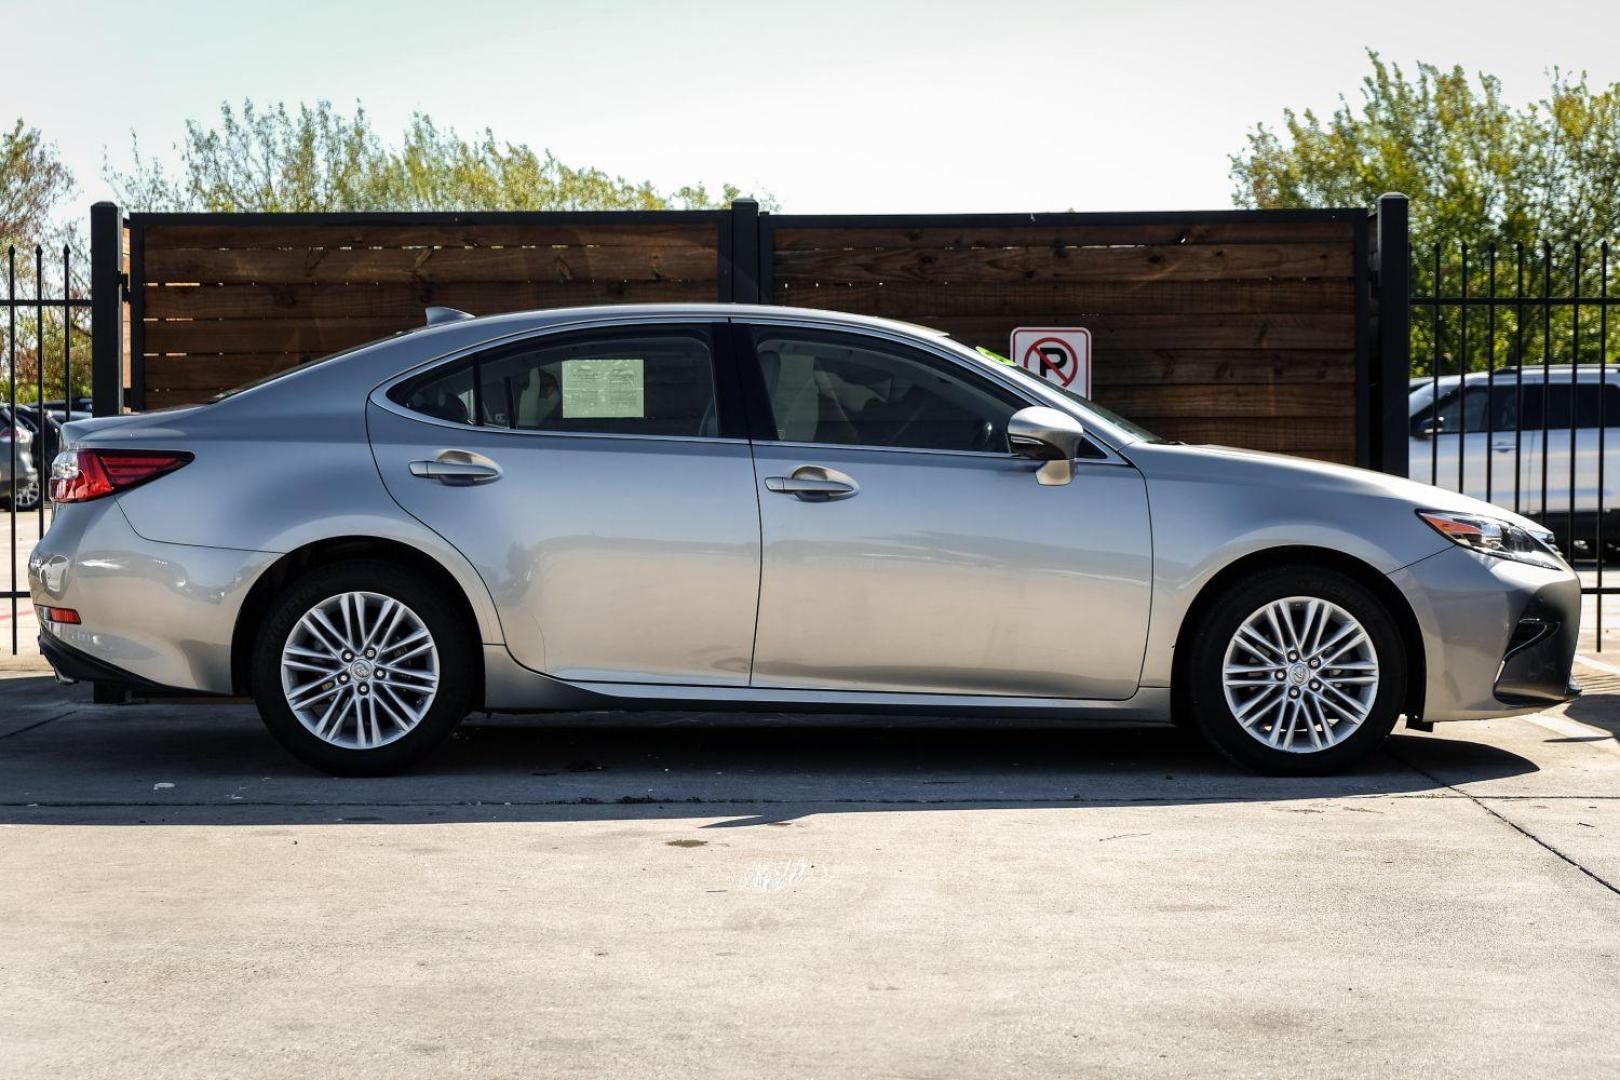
[367,321,762,686]
[1529,376,1620,529]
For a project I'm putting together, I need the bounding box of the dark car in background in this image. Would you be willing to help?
[13,404,92,473]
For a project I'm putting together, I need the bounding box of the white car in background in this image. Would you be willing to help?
[1410,366,1620,555]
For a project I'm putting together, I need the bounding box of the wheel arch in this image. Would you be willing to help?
[230,535,485,706]
[1170,545,1426,721]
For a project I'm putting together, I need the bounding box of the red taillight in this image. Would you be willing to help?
[36,605,80,625]
[49,450,192,503]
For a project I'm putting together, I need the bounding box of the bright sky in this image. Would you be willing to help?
[7,0,1620,215]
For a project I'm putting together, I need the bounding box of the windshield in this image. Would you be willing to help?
[1409,381,1437,414]
[998,360,1167,442]
[932,333,1165,442]
[932,333,1166,442]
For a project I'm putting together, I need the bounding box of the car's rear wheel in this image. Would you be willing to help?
[250,560,473,776]
[1185,566,1406,775]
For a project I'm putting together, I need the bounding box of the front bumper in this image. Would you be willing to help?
[1389,545,1581,721]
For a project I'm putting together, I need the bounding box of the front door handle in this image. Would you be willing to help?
[409,451,502,485]
[764,465,859,501]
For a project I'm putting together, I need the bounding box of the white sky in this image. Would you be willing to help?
[6,0,1620,215]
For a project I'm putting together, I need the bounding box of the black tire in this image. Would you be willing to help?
[1184,565,1407,776]
[250,559,474,776]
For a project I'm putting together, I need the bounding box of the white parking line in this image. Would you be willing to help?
[1575,653,1620,677]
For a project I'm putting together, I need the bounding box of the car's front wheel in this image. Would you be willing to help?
[251,560,474,776]
[1185,566,1407,775]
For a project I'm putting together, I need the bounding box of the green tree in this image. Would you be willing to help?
[0,119,87,404]
[109,101,770,213]
[1232,51,1620,248]
[1233,52,1620,374]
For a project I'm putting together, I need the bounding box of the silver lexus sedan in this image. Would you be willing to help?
[29,305,1580,776]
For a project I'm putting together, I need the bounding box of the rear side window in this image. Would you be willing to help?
[1518,381,1620,430]
[392,326,720,438]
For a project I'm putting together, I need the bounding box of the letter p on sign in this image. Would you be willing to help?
[1010,327,1091,395]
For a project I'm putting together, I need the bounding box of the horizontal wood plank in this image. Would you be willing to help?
[1088,350,1356,386]
[144,244,718,285]
[1136,416,1356,452]
[142,221,718,251]
[773,220,1355,251]
[775,278,1354,317]
[144,388,234,409]
[1096,384,1354,418]
[144,279,717,319]
[912,314,1354,351]
[772,243,1350,286]
[144,318,412,354]
[144,354,311,391]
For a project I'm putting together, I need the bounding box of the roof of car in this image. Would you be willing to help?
[1418,365,1620,387]
[418,302,955,340]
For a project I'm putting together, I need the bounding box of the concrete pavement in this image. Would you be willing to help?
[0,655,1617,1078]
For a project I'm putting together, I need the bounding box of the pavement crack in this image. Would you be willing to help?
[0,707,82,742]
[1388,747,1620,901]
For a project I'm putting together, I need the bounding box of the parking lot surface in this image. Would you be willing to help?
[0,651,1617,1079]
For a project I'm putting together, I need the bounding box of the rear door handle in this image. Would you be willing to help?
[409,452,502,485]
[764,466,859,501]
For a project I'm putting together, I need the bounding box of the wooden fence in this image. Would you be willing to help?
[110,201,1397,466]
[763,216,1364,463]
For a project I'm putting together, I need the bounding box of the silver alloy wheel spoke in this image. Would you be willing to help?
[1220,596,1379,755]
[280,591,439,751]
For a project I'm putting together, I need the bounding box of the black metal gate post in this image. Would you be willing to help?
[89,201,123,418]
[725,199,761,304]
[1373,192,1411,477]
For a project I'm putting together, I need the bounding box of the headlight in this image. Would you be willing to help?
[1417,510,1566,569]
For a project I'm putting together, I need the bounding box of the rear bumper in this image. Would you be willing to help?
[1390,546,1581,721]
[28,498,276,694]
[37,631,197,694]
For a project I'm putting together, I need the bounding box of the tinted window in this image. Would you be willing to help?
[751,330,1020,452]
[1519,381,1620,430]
[395,327,719,438]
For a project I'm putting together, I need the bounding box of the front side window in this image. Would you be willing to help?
[750,329,1020,453]
[394,326,719,438]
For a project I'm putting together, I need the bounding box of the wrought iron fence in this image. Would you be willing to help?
[1,243,90,653]
[1409,239,1618,646]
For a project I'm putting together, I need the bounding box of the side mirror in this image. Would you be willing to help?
[1411,417,1437,440]
[1007,406,1086,486]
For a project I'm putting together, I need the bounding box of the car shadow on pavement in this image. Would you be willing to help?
[1558,695,1620,739]
[0,675,1543,827]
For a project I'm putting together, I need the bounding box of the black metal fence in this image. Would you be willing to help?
[1409,237,1618,646]
[0,241,89,650]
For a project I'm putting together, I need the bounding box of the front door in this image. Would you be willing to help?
[741,325,1153,700]
[368,322,761,686]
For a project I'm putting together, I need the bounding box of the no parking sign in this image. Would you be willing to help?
[1010,327,1091,396]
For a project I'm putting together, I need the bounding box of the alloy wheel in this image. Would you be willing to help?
[13,478,40,511]
[1220,596,1379,753]
[279,591,440,750]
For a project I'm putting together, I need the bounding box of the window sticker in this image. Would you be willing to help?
[561,357,644,418]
